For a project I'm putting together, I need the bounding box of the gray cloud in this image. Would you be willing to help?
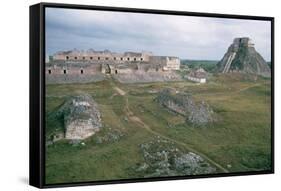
[46,8,271,61]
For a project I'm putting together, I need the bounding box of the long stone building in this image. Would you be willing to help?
[46,49,181,83]
[52,49,152,63]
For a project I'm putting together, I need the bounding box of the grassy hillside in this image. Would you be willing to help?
[45,74,272,184]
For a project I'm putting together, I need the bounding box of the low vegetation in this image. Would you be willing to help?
[45,73,271,184]
[181,59,218,72]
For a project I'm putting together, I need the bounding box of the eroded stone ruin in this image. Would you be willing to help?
[155,89,214,125]
[56,94,102,140]
[217,37,271,77]
[135,137,216,177]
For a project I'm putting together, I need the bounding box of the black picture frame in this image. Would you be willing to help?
[30,2,275,189]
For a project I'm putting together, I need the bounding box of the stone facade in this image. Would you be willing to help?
[46,49,180,84]
[52,49,152,62]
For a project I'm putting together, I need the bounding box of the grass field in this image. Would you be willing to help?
[45,74,272,184]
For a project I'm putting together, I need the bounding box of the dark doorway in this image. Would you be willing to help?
[48,70,51,74]
[63,70,66,74]
[81,70,84,74]
[115,70,118,74]
[105,64,111,74]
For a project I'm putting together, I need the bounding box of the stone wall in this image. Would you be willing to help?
[164,57,181,70]
[149,56,180,70]
[113,70,182,83]
[46,73,105,84]
[53,49,151,62]
[46,64,101,75]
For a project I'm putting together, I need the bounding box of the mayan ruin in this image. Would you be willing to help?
[217,37,271,77]
[46,49,180,84]
[43,4,273,184]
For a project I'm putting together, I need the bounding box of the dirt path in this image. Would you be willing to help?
[113,84,229,173]
[236,83,261,93]
[114,87,126,96]
[197,83,262,97]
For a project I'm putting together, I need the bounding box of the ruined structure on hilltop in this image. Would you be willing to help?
[217,37,271,77]
[186,68,207,83]
[46,49,180,84]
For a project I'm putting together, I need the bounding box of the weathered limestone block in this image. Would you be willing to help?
[136,137,216,177]
[57,94,102,140]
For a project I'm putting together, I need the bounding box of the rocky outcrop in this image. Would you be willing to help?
[155,89,214,125]
[135,137,216,177]
[217,37,271,77]
[56,94,102,140]
[95,127,125,144]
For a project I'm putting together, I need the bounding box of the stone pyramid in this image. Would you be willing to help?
[217,37,271,77]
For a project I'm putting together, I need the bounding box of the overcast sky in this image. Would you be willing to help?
[46,8,271,61]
